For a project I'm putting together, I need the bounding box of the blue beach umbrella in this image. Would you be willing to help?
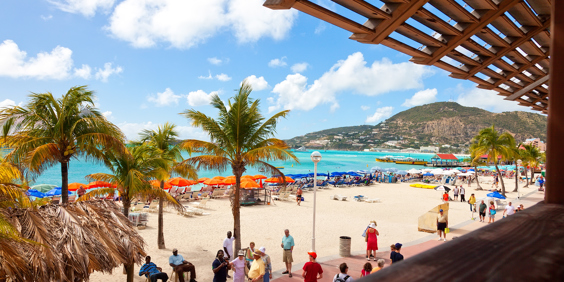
[26,189,46,198]
[396,170,408,175]
[348,172,362,176]
[44,187,72,197]
[31,184,57,193]
[423,173,434,176]
[486,191,506,199]
[370,166,382,172]
[330,172,342,177]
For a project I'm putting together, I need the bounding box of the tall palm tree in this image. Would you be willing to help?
[470,125,516,196]
[138,123,197,249]
[520,144,542,186]
[179,81,299,253]
[0,86,125,204]
[78,144,182,282]
[468,144,484,190]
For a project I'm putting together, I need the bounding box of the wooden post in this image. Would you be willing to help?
[545,1,564,204]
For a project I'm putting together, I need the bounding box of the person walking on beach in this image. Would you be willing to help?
[230,250,246,282]
[296,187,303,206]
[259,247,272,282]
[453,186,459,201]
[139,256,169,282]
[302,252,323,282]
[437,209,448,241]
[371,259,385,274]
[503,202,516,217]
[479,200,487,222]
[77,185,86,199]
[333,263,353,282]
[390,243,403,264]
[468,194,476,212]
[460,186,466,202]
[365,222,379,261]
[169,249,197,282]
[281,229,295,277]
[248,251,265,282]
[212,250,230,282]
[488,201,496,223]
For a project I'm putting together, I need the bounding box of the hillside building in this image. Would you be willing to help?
[523,138,546,152]
[420,146,439,153]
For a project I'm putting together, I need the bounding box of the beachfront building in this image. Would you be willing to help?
[523,138,546,152]
[430,154,460,167]
[420,146,439,153]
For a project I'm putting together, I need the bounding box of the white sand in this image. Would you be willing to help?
[90,175,529,281]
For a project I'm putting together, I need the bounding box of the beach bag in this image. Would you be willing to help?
[491,209,497,215]
[301,196,304,201]
[445,228,450,234]
[335,274,350,282]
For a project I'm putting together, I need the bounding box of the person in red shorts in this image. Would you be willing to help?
[302,252,323,282]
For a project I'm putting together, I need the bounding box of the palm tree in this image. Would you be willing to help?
[470,125,516,196]
[138,123,197,249]
[179,81,299,253]
[520,144,542,186]
[78,144,182,282]
[468,144,484,190]
[0,86,125,204]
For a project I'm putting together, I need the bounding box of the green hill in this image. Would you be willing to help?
[285,102,547,152]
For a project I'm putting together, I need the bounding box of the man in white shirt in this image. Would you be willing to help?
[459,186,466,202]
[223,231,236,260]
[333,263,353,282]
[503,202,516,217]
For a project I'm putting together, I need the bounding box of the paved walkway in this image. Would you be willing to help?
[272,190,544,281]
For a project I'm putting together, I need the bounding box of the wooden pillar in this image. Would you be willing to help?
[545,1,564,204]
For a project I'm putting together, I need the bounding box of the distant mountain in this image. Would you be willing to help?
[284,102,547,152]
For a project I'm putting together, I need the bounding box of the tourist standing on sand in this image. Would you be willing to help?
[223,231,235,261]
[488,201,496,223]
[437,209,448,241]
[281,229,295,277]
[365,223,379,261]
[460,186,466,202]
[333,263,353,282]
[390,243,404,264]
[453,186,459,201]
[259,247,272,282]
[371,259,385,274]
[468,194,476,212]
[230,250,246,282]
[479,200,487,222]
[248,251,265,282]
[245,242,256,269]
[296,187,303,206]
[503,202,516,217]
[212,250,230,282]
[77,185,86,199]
[302,252,323,282]
[360,263,372,277]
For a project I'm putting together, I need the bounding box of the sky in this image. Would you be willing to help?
[0,0,535,141]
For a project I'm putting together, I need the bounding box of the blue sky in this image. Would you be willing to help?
[0,0,533,140]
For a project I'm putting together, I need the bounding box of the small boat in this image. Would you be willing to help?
[296,146,308,152]
[395,157,427,165]
[376,156,395,163]
[276,166,284,169]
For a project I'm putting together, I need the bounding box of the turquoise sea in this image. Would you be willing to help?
[33,150,466,189]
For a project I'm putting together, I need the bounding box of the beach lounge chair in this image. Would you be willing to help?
[336,195,347,201]
[365,198,381,203]
[144,201,158,213]
[330,195,337,200]
[195,197,209,209]
[130,202,145,212]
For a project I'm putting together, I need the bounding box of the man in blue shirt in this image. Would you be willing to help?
[280,229,295,277]
[169,248,197,282]
[139,256,169,282]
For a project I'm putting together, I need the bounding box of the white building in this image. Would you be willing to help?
[420,146,439,153]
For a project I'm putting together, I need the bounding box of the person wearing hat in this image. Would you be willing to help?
[259,247,272,282]
[365,222,379,261]
[230,250,247,282]
[390,243,404,264]
[437,209,448,241]
[212,250,231,282]
[248,250,265,282]
[302,252,323,282]
[169,248,197,282]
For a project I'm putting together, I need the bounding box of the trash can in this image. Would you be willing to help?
[339,236,351,257]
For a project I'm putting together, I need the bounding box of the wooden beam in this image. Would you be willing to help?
[504,74,549,100]
[263,0,296,9]
[291,0,374,34]
[493,52,550,88]
[333,0,391,20]
[422,0,522,65]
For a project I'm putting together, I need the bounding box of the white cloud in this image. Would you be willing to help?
[73,64,92,79]
[314,22,326,34]
[270,52,432,112]
[118,121,208,141]
[94,62,123,82]
[366,107,393,123]
[147,88,181,107]
[187,90,218,107]
[268,57,287,68]
[361,105,370,111]
[198,71,213,80]
[244,75,269,91]
[48,0,116,17]
[291,62,309,73]
[106,0,297,49]
[0,40,73,80]
[215,73,232,81]
[102,111,113,119]
[0,99,17,109]
[208,57,223,65]
[41,15,53,21]
[456,87,530,112]
[402,88,438,107]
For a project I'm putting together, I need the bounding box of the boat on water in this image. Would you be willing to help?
[395,157,427,165]
[295,146,308,152]
[376,155,395,163]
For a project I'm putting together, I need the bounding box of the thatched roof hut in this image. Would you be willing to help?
[0,200,146,281]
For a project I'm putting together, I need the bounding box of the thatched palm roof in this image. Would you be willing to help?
[1,200,146,281]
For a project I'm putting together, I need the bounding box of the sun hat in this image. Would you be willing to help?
[307,252,317,259]
[369,223,376,229]
[253,250,262,256]
[238,250,245,256]
[259,247,266,253]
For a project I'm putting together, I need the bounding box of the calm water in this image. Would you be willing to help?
[33,150,466,188]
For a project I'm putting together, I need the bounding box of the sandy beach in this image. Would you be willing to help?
[90,175,530,281]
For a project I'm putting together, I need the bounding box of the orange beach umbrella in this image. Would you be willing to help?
[240,180,261,189]
[86,181,113,189]
[150,180,172,190]
[264,176,295,183]
[167,177,194,187]
[68,183,86,191]
[198,177,210,183]
[253,174,267,180]
[212,176,225,180]
[204,178,224,185]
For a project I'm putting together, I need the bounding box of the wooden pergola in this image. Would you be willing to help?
[264,1,564,280]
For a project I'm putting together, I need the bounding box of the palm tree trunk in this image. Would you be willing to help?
[524,167,529,187]
[495,163,506,196]
[513,164,519,192]
[123,195,131,218]
[530,169,535,185]
[158,180,166,249]
[61,162,69,204]
[125,263,134,282]
[232,165,243,254]
[474,165,482,190]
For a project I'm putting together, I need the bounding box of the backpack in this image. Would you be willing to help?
[335,274,350,282]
